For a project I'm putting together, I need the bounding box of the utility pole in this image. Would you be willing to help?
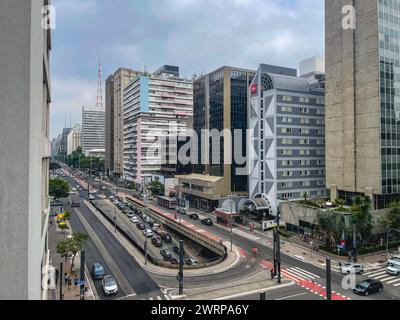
[326,258,332,300]
[80,250,86,301]
[260,292,266,300]
[352,223,357,263]
[178,240,184,295]
[144,194,148,265]
[230,198,233,252]
[59,262,64,301]
[274,207,282,284]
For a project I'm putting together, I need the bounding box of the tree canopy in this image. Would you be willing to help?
[147,180,164,196]
[56,233,89,272]
[49,179,70,199]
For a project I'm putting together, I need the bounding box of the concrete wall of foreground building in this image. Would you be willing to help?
[325,0,381,201]
[0,0,52,299]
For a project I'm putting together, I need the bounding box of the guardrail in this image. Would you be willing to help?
[125,195,227,257]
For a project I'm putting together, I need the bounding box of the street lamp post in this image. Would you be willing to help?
[230,199,233,253]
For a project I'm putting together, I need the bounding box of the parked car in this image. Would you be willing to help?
[161,233,172,243]
[170,257,179,265]
[130,216,139,224]
[186,258,198,266]
[137,223,146,230]
[353,279,384,296]
[386,261,400,276]
[160,249,172,261]
[339,263,365,275]
[102,275,118,296]
[173,245,180,254]
[143,229,154,237]
[201,218,213,226]
[151,237,163,247]
[91,263,106,280]
[178,208,187,215]
[189,213,199,220]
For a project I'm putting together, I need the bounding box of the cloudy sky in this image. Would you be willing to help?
[51,0,325,138]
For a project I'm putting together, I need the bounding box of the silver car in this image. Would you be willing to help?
[102,275,118,296]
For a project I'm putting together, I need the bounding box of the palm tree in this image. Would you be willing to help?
[316,211,345,249]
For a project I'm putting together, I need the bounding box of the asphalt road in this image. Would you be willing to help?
[60,170,400,300]
[63,177,163,300]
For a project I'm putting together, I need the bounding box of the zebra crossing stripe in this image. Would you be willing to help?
[379,276,396,282]
[291,267,320,279]
[374,274,392,279]
[149,297,154,300]
[367,270,387,277]
[164,295,171,300]
[156,296,162,300]
[387,278,400,284]
[283,270,306,281]
[394,283,400,287]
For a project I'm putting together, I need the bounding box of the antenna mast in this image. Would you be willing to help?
[96,58,104,108]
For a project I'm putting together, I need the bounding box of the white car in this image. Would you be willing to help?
[388,255,400,265]
[340,263,365,275]
[143,229,153,237]
[386,261,400,276]
[102,275,118,296]
[130,216,139,224]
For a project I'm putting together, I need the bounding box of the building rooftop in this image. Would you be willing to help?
[177,174,223,183]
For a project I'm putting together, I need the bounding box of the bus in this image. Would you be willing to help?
[157,196,178,210]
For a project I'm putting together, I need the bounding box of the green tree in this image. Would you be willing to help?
[49,179,70,200]
[56,233,89,272]
[316,210,345,249]
[380,202,400,231]
[147,181,164,196]
[50,162,61,170]
[351,196,373,245]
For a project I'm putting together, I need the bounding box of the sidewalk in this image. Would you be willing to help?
[47,213,96,300]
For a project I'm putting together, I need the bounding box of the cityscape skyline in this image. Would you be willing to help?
[51,0,325,138]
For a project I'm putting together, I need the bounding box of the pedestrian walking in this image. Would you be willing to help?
[55,268,59,285]
[64,272,68,285]
[74,275,79,290]
[67,276,72,290]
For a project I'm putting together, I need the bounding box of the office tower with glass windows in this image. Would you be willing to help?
[326,0,400,209]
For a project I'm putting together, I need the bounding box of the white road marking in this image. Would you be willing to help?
[291,267,320,279]
[275,292,308,300]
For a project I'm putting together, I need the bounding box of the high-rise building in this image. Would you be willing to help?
[0,0,52,299]
[123,67,193,185]
[153,65,180,79]
[59,127,72,158]
[325,0,400,209]
[82,107,106,156]
[105,68,142,178]
[176,66,255,212]
[67,124,82,156]
[248,63,326,214]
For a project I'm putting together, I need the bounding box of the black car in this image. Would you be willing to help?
[160,249,172,261]
[137,223,146,230]
[189,213,199,220]
[173,245,180,254]
[161,233,172,243]
[353,279,383,296]
[151,237,163,247]
[201,218,213,226]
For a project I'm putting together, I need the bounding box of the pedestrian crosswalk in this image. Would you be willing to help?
[283,267,321,282]
[141,294,172,300]
[363,268,400,287]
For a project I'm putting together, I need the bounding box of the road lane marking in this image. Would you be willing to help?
[291,267,320,279]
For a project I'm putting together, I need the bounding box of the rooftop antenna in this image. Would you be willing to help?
[96,57,104,108]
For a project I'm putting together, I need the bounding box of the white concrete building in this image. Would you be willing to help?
[123,66,193,185]
[67,124,81,155]
[82,106,106,156]
[0,0,52,299]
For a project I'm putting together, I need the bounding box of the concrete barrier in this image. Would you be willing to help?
[125,195,227,257]
[90,200,226,270]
